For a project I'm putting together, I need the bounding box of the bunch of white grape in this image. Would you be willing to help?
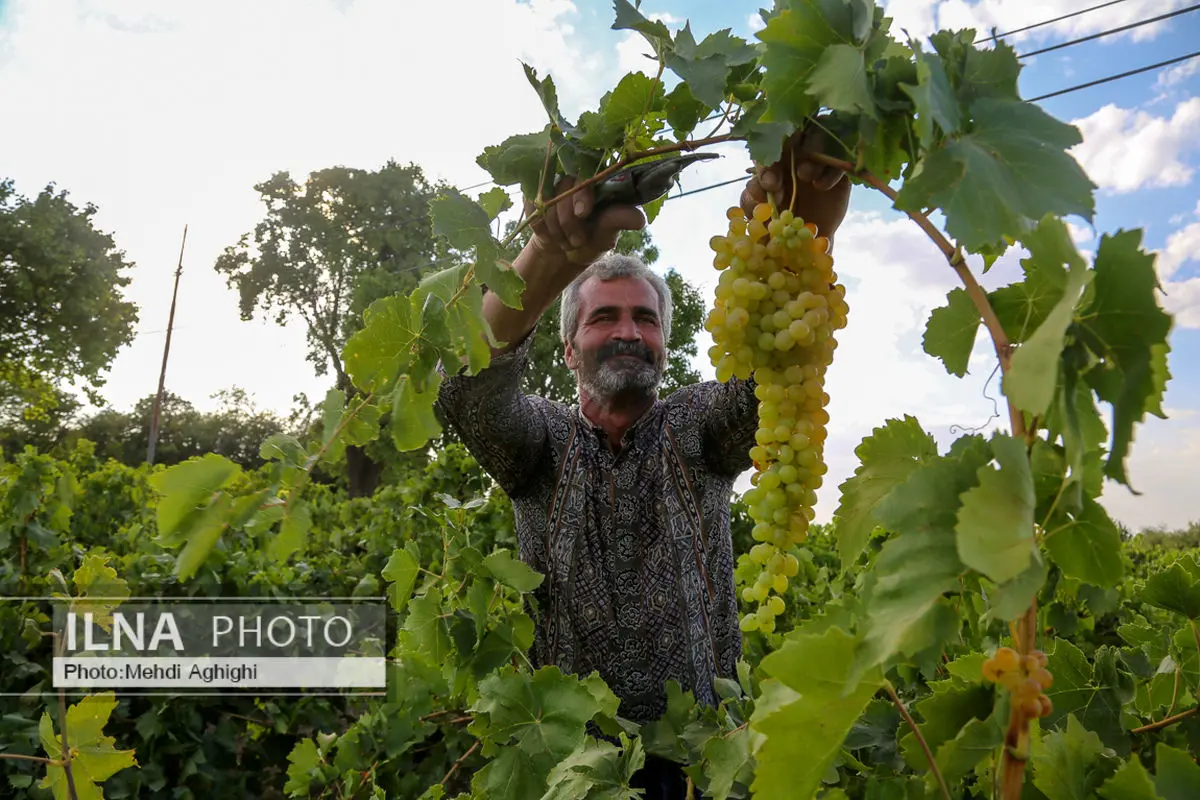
[705,201,849,634]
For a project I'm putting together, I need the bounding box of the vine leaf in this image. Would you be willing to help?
[897,679,992,771]
[923,287,980,377]
[522,63,576,137]
[935,713,1005,787]
[895,98,1096,253]
[611,0,672,48]
[756,5,841,125]
[853,441,988,676]
[695,725,753,800]
[391,374,444,452]
[39,693,138,800]
[833,415,938,570]
[1044,640,1135,754]
[1076,229,1173,488]
[1155,743,1200,799]
[809,43,876,117]
[70,553,130,631]
[1005,219,1093,416]
[480,549,545,593]
[542,735,645,800]
[1097,754,1159,800]
[147,454,242,580]
[1141,556,1200,620]
[1031,714,1115,800]
[402,593,452,664]
[986,557,1048,622]
[478,187,513,220]
[665,23,731,110]
[476,128,553,198]
[750,627,883,800]
[344,294,420,394]
[956,434,1037,584]
[382,546,420,613]
[1043,497,1125,587]
[900,44,962,147]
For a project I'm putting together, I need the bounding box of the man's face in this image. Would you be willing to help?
[564,275,667,402]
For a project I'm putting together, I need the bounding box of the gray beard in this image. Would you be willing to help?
[577,351,666,402]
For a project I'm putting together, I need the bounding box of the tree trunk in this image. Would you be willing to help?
[345,444,384,498]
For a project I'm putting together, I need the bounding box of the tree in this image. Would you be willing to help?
[75,387,287,469]
[214,162,442,496]
[0,179,138,415]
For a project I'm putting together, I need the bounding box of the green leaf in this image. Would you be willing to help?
[935,713,1005,786]
[664,83,708,138]
[731,104,794,165]
[834,415,938,569]
[283,738,321,796]
[391,373,443,452]
[171,492,233,581]
[856,446,986,674]
[923,288,980,377]
[472,746,545,800]
[751,628,884,800]
[430,190,493,251]
[665,52,730,110]
[1044,640,1134,753]
[987,557,1048,622]
[39,693,137,800]
[481,549,544,593]
[896,99,1095,253]
[611,0,671,45]
[269,502,311,563]
[956,434,1036,584]
[807,43,876,117]
[1141,557,1200,620]
[604,70,666,132]
[1097,755,1159,800]
[1005,220,1092,415]
[1156,743,1200,800]
[542,736,643,800]
[472,665,609,761]
[1077,229,1174,487]
[147,453,241,543]
[898,681,993,770]
[1032,714,1112,800]
[344,294,421,394]
[403,593,452,664]
[1044,497,1125,587]
[901,45,962,147]
[475,248,526,310]
[383,547,420,613]
[476,128,553,198]
[478,187,513,220]
[71,553,130,630]
[700,724,753,800]
[522,62,575,137]
[756,6,840,125]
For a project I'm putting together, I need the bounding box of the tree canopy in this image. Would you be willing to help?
[0,179,138,413]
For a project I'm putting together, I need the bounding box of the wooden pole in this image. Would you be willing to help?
[147,224,187,465]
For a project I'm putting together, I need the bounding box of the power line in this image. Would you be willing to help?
[1028,48,1200,100]
[1016,3,1200,58]
[976,0,1134,43]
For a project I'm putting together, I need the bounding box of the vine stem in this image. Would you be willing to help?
[1131,706,1200,734]
[886,681,952,800]
[502,132,741,247]
[441,740,480,786]
[0,753,63,765]
[53,632,80,800]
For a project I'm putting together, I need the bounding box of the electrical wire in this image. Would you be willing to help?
[1028,48,1200,100]
[975,0,1134,43]
[1016,3,1200,58]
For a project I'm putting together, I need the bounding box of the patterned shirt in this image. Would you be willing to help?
[435,326,758,724]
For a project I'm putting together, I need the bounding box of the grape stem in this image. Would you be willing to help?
[1131,705,1200,734]
[803,151,1024,439]
[886,681,952,800]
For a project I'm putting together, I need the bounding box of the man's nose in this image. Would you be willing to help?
[611,312,641,340]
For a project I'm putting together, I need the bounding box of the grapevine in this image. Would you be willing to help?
[707,201,848,633]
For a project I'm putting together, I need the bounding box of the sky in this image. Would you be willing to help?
[0,0,1197,533]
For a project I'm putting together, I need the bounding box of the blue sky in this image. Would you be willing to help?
[0,0,1196,531]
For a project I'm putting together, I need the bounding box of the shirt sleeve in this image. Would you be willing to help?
[672,376,759,477]
[435,325,549,497]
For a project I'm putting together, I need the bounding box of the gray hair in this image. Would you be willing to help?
[559,253,673,346]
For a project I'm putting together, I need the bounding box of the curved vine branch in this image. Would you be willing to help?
[804,151,1024,439]
[886,682,952,800]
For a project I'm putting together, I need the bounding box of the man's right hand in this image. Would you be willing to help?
[525,176,647,268]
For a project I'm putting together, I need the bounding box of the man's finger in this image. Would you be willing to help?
[814,164,844,192]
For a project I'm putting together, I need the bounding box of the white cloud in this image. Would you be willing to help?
[1156,58,1200,90]
[746,13,766,34]
[1070,98,1200,194]
[0,0,609,414]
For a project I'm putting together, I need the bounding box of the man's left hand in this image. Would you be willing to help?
[739,125,851,243]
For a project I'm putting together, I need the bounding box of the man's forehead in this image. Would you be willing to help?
[579,275,658,311]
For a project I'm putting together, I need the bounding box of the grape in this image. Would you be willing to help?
[706,202,848,628]
[992,647,1020,673]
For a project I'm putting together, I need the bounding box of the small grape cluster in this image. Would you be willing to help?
[705,201,849,634]
[982,646,1054,719]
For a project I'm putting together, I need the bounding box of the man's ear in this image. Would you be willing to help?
[563,339,579,370]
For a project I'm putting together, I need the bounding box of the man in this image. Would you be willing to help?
[435,131,850,797]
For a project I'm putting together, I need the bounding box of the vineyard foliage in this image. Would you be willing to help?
[0,0,1195,798]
